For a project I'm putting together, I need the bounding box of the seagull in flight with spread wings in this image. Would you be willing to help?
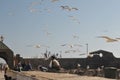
[61,6,79,11]
[97,36,118,42]
[51,0,59,2]
[27,44,49,48]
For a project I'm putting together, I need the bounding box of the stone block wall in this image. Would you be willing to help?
[24,58,86,70]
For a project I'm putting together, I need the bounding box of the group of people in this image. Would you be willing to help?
[14,60,32,72]
[2,55,61,74]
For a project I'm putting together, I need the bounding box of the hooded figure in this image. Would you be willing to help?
[49,55,61,70]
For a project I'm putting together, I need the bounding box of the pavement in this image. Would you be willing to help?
[22,71,115,80]
[0,72,5,80]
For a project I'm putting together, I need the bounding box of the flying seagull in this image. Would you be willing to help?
[68,16,80,24]
[60,44,74,48]
[51,0,59,2]
[27,44,49,48]
[61,6,79,11]
[27,45,41,48]
[97,36,118,42]
[73,35,79,39]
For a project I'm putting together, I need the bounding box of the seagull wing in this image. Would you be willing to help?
[97,36,118,42]
[72,7,79,10]
[61,44,67,46]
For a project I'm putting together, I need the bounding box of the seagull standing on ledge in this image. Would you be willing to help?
[0,36,4,42]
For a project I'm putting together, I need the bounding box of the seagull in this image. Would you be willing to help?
[60,44,73,48]
[72,7,79,10]
[46,32,52,36]
[61,6,79,11]
[65,49,80,53]
[73,44,83,47]
[50,0,59,2]
[116,38,120,40]
[34,45,41,48]
[8,12,15,16]
[0,35,4,42]
[68,15,80,24]
[61,43,82,48]
[43,28,52,36]
[29,8,40,13]
[65,50,70,53]
[97,36,118,42]
[61,6,69,10]
[44,8,52,13]
[60,44,67,46]
[26,45,41,48]
[27,44,49,48]
[31,1,41,6]
[79,53,86,56]
[29,1,42,13]
[73,35,79,39]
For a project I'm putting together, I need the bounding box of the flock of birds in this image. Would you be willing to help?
[27,35,120,58]
[6,0,120,58]
[27,0,80,24]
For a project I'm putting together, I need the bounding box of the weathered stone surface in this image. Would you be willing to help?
[6,70,115,80]
[0,72,4,80]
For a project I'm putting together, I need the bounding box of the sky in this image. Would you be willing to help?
[1,0,120,58]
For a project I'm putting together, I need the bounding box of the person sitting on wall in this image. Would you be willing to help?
[48,55,61,72]
[18,61,23,72]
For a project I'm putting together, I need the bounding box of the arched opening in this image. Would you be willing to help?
[0,58,6,64]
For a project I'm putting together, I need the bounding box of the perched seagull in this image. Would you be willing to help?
[97,36,118,42]
[0,35,4,42]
